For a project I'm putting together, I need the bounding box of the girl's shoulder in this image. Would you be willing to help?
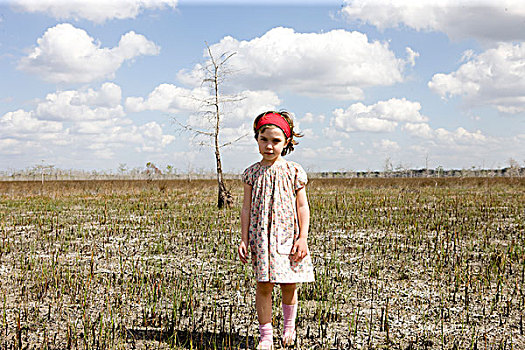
[284,160,308,189]
[243,161,261,173]
[284,160,306,172]
[242,162,262,186]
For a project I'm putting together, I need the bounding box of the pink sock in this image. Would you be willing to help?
[282,303,297,333]
[259,323,273,343]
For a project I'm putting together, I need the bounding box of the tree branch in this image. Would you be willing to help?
[173,118,215,137]
[219,133,250,148]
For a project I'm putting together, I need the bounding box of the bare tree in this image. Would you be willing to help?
[507,158,522,177]
[32,161,55,185]
[383,156,393,177]
[145,162,162,181]
[176,43,246,208]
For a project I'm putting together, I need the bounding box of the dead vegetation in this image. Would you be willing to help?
[0,178,523,349]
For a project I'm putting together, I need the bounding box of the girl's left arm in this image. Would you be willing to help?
[238,183,252,264]
[291,186,310,262]
[296,187,310,239]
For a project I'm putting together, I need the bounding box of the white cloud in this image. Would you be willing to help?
[404,122,487,145]
[125,84,205,114]
[370,98,428,122]
[36,83,125,121]
[125,84,280,123]
[0,83,175,163]
[11,0,178,23]
[0,139,23,155]
[301,112,325,124]
[218,124,253,146]
[428,42,525,113]
[137,122,176,151]
[332,112,397,132]
[179,27,412,100]
[302,113,314,123]
[1,109,63,137]
[125,84,281,145]
[435,127,487,145]
[222,90,281,126]
[0,109,69,159]
[177,63,205,87]
[330,98,427,133]
[18,23,160,84]
[125,82,291,161]
[406,47,419,67]
[373,139,400,151]
[71,118,129,135]
[116,31,161,59]
[74,82,122,107]
[403,122,435,139]
[341,0,525,42]
[301,128,316,139]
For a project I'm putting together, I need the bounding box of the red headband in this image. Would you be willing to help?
[256,112,291,138]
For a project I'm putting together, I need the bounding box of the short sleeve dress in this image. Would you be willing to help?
[242,159,315,283]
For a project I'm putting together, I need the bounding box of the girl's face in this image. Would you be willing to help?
[257,126,289,163]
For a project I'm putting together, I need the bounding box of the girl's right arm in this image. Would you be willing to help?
[238,183,252,264]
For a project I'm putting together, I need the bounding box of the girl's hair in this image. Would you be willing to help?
[253,110,303,156]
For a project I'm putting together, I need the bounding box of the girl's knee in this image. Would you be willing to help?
[280,283,298,304]
[280,283,297,292]
[257,282,274,294]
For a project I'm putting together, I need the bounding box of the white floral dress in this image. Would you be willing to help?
[242,160,315,283]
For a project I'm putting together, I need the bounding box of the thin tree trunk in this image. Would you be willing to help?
[211,52,233,209]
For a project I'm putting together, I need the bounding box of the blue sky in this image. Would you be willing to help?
[1,0,524,173]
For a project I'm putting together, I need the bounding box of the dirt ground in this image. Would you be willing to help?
[0,178,524,349]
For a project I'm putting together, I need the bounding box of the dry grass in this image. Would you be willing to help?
[0,178,524,349]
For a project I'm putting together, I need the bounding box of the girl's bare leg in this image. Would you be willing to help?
[256,282,274,324]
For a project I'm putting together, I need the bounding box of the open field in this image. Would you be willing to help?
[0,177,524,349]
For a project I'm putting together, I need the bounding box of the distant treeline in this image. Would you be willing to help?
[311,166,525,179]
[0,166,523,181]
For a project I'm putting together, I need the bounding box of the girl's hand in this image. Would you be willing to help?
[238,240,249,264]
[290,237,308,262]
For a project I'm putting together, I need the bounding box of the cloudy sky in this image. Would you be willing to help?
[1,0,524,173]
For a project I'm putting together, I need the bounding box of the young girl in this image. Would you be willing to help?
[238,111,315,349]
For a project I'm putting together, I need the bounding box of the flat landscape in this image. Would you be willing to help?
[0,177,524,349]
